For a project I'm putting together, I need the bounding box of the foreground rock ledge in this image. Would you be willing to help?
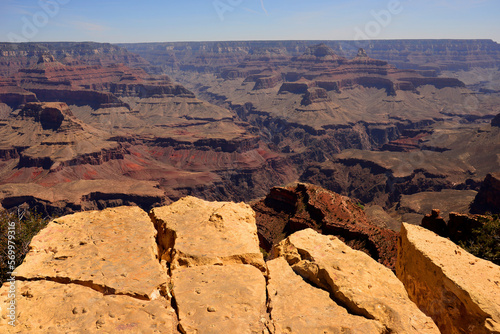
[266,257,385,333]
[272,228,439,333]
[150,196,265,271]
[13,206,167,300]
[172,264,267,334]
[397,223,500,334]
[0,280,178,333]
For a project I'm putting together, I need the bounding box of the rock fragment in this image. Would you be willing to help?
[273,228,439,333]
[397,223,500,333]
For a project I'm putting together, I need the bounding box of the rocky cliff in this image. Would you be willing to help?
[471,173,500,214]
[3,197,470,333]
[2,193,497,333]
[0,42,149,77]
[1,41,499,234]
[252,183,398,269]
[397,223,500,333]
[0,49,299,212]
[121,39,500,73]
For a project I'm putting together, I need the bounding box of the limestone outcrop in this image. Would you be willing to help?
[0,280,178,333]
[150,196,265,271]
[266,257,385,333]
[397,223,500,334]
[4,196,500,333]
[13,206,167,300]
[172,264,267,334]
[0,206,177,333]
[272,228,439,333]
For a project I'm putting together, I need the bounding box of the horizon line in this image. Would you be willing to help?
[0,38,499,45]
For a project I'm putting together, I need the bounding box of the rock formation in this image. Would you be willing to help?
[397,223,500,333]
[471,173,500,214]
[266,257,385,333]
[150,196,265,271]
[123,39,500,73]
[252,183,399,269]
[172,264,266,333]
[0,42,149,77]
[272,228,440,333]
[12,206,167,299]
[0,206,178,333]
[0,198,414,333]
[2,196,500,333]
[0,50,299,210]
[492,113,500,127]
[1,40,499,246]
[421,209,448,236]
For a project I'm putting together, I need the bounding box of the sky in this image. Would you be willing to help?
[0,0,499,43]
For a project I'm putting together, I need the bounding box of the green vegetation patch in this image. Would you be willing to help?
[459,214,500,266]
[0,208,51,284]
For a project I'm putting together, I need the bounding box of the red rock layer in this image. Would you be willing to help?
[252,183,399,269]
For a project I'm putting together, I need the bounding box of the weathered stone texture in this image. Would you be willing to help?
[397,223,500,334]
[273,228,439,333]
[266,257,385,333]
[150,196,265,271]
[0,280,178,333]
[172,264,267,334]
[14,206,167,300]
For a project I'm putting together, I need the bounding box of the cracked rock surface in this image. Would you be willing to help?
[172,264,267,334]
[150,196,265,271]
[11,206,167,300]
[266,257,385,333]
[397,223,500,334]
[0,280,178,333]
[272,228,440,333]
[8,197,493,333]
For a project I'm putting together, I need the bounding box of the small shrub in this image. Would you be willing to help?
[355,202,365,211]
[259,247,269,260]
[459,215,500,265]
[0,207,51,284]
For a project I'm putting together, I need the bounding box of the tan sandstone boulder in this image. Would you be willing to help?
[172,264,267,334]
[266,257,385,333]
[14,206,167,300]
[397,223,500,334]
[0,280,178,333]
[272,228,439,333]
[150,196,265,271]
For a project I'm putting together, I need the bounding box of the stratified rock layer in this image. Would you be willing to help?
[172,264,267,334]
[266,257,385,333]
[397,223,500,334]
[272,228,439,334]
[14,206,167,299]
[150,196,265,271]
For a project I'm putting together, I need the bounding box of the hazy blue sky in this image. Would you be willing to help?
[1,0,499,43]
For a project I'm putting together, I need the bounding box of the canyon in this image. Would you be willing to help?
[1,40,499,224]
[0,39,499,332]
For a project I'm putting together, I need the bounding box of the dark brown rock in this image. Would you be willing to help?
[252,183,399,269]
[301,87,331,106]
[447,212,485,242]
[471,173,500,214]
[421,209,448,237]
[492,113,500,127]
